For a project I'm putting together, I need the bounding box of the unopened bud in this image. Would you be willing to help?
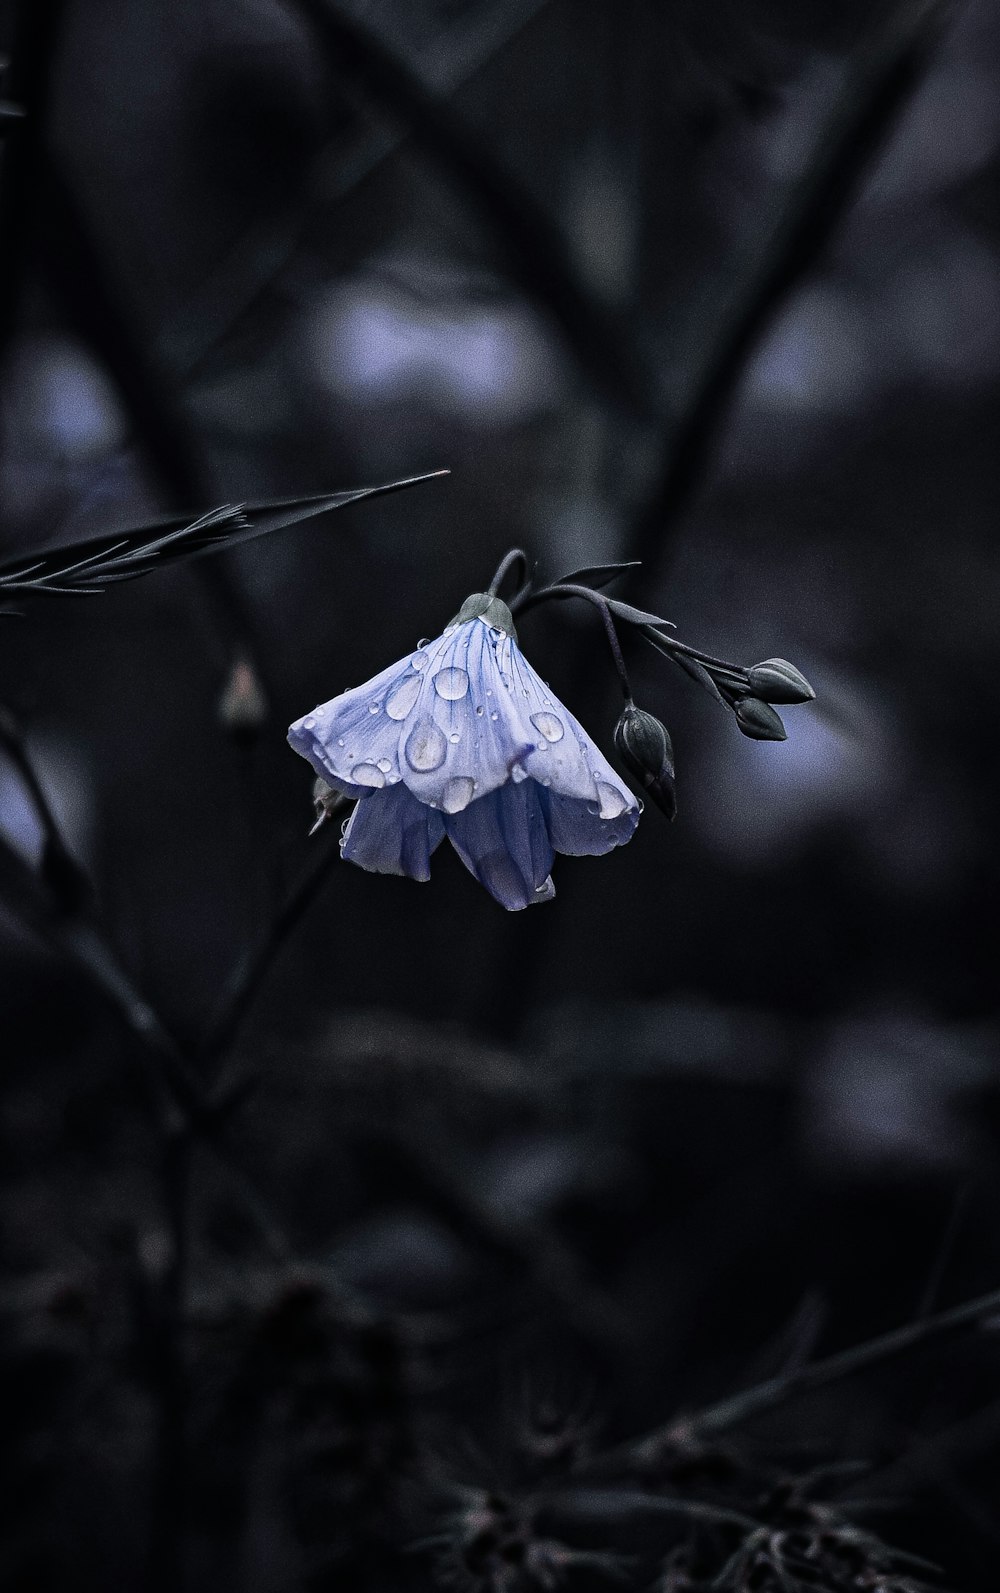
[745,658,815,704]
[734,697,787,741]
[310,777,349,835]
[614,704,677,820]
[218,655,268,741]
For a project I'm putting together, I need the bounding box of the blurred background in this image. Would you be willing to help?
[1,0,999,1588]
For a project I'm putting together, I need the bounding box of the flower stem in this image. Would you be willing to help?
[521,582,634,702]
[488,546,529,597]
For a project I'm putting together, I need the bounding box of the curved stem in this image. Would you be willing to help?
[488,546,529,598]
[643,626,748,683]
[520,583,633,703]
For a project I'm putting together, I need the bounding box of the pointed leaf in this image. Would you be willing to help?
[0,470,448,596]
[603,597,676,629]
[553,561,641,591]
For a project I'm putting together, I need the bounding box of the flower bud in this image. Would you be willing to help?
[734,697,787,741]
[614,704,677,819]
[218,655,268,742]
[745,658,815,704]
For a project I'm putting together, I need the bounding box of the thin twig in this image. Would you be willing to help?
[629,0,951,575]
[625,1284,1000,1464]
[202,831,342,1062]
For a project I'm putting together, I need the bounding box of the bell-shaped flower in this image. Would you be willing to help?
[288,593,640,909]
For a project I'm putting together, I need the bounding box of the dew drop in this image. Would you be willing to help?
[530,711,564,743]
[441,775,476,814]
[433,666,470,700]
[303,715,316,730]
[511,761,529,784]
[449,731,461,744]
[410,650,429,671]
[376,758,393,774]
[337,737,345,747]
[352,762,385,788]
[596,781,629,819]
[475,705,484,716]
[490,712,499,721]
[386,674,422,719]
[368,702,380,715]
[404,719,447,772]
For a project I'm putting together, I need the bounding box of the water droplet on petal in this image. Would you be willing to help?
[386,674,422,719]
[433,666,470,700]
[337,737,345,747]
[486,688,493,697]
[303,715,317,730]
[368,702,380,715]
[376,758,393,774]
[475,705,484,716]
[511,762,529,784]
[405,719,447,772]
[449,731,460,744]
[441,776,476,814]
[530,711,564,742]
[352,762,386,788]
[410,650,429,671]
[596,781,629,819]
[490,712,499,721]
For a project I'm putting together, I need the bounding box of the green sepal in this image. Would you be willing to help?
[449,591,517,640]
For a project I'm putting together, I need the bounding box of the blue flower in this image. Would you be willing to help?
[288,594,640,910]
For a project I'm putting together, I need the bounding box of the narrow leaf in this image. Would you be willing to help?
[553,561,641,591]
[0,470,448,596]
[603,597,676,629]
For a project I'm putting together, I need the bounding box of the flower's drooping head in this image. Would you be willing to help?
[289,549,816,907]
[288,591,640,910]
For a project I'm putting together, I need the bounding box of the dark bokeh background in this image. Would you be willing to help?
[1,1,999,1589]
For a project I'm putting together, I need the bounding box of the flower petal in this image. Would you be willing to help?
[340,783,445,880]
[541,787,639,855]
[287,637,450,795]
[444,781,554,910]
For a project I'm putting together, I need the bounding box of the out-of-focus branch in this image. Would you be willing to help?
[166,0,554,378]
[623,1282,1000,1466]
[0,0,67,355]
[202,830,341,1063]
[629,0,951,576]
[287,0,657,419]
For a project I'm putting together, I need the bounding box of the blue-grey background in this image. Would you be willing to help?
[1,1,999,1588]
